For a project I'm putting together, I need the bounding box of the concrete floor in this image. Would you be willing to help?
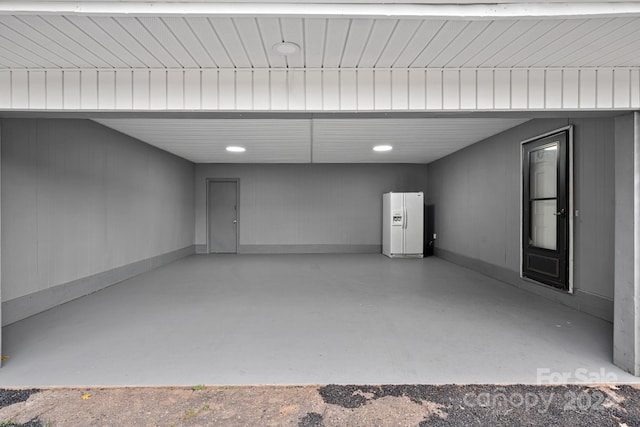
[0,254,637,386]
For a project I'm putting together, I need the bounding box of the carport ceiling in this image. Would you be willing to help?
[94,117,528,163]
[0,14,639,69]
[4,1,636,163]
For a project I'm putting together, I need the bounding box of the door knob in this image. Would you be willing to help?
[233,219,237,224]
[553,209,566,217]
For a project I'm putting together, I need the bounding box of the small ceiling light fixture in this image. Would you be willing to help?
[226,146,246,153]
[373,145,393,152]
[272,42,300,56]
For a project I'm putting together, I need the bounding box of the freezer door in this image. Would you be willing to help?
[403,192,424,255]
[387,193,405,255]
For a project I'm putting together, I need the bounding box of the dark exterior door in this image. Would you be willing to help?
[522,129,570,290]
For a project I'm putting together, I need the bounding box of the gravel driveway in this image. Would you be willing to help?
[1,384,638,426]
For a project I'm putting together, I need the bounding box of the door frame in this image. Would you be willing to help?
[520,125,574,293]
[206,178,240,254]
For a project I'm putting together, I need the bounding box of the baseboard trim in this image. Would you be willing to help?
[2,245,195,326]
[435,248,613,322]
[194,244,382,254]
[239,244,381,254]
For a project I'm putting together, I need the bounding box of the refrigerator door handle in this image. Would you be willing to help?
[404,208,408,229]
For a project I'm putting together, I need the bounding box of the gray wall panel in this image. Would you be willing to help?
[1,119,195,303]
[613,113,640,375]
[573,118,616,299]
[428,117,616,317]
[195,164,428,248]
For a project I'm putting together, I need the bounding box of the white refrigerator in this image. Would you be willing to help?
[382,192,424,258]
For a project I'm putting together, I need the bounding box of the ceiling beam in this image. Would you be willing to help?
[1,2,640,19]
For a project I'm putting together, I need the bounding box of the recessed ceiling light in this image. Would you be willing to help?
[373,145,393,152]
[272,42,300,56]
[226,146,246,153]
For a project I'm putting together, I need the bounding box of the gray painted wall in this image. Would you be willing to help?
[195,164,427,252]
[428,117,616,320]
[1,119,195,303]
[613,113,640,376]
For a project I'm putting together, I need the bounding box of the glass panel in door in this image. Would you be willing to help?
[529,142,559,251]
[530,145,557,199]
[531,199,557,250]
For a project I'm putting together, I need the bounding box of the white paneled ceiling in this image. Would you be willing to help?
[0,15,639,69]
[94,117,529,163]
[312,118,528,163]
[94,119,313,162]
